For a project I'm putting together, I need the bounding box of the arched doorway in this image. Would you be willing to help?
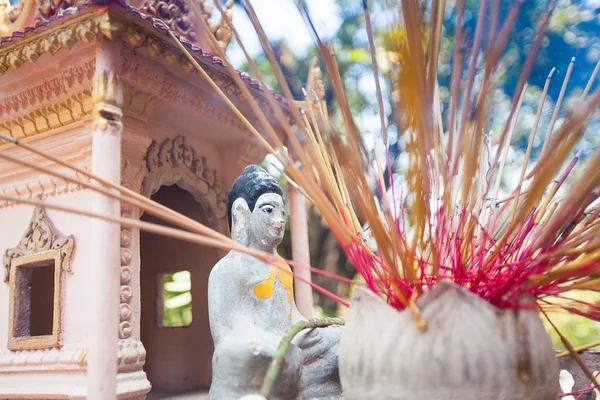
[140,184,219,396]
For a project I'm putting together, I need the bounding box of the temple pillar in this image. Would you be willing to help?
[289,186,314,318]
[87,36,123,400]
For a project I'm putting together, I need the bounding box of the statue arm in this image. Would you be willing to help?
[208,261,252,344]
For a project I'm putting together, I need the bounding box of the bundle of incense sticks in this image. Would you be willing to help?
[193,0,600,381]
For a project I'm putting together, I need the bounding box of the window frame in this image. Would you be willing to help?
[8,250,63,350]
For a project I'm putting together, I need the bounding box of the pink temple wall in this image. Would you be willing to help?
[0,188,97,396]
[0,28,275,398]
[0,127,233,397]
[0,190,98,346]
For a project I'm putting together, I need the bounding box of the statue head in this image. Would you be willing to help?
[227,165,285,252]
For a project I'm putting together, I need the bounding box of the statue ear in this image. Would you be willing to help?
[231,197,251,245]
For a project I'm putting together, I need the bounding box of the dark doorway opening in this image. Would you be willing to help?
[141,184,219,395]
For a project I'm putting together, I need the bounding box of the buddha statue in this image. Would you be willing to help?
[208,165,343,399]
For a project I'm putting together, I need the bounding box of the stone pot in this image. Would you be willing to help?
[339,281,559,399]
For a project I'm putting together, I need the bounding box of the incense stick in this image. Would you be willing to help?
[541,57,576,155]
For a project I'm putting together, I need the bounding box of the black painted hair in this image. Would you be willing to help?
[227,165,283,230]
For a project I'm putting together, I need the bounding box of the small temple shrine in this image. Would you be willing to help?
[0,0,314,397]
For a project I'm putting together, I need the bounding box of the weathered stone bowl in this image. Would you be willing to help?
[339,281,559,399]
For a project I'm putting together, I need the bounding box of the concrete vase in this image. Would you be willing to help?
[339,281,559,400]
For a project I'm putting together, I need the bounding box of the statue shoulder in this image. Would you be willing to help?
[209,251,246,282]
[209,251,272,292]
[208,251,253,305]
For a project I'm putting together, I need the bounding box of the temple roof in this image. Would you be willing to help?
[0,0,290,110]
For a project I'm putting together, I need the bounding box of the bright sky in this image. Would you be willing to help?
[225,0,343,68]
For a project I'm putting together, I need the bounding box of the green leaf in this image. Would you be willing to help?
[164,281,191,293]
[172,270,191,282]
[349,49,371,64]
[165,292,192,309]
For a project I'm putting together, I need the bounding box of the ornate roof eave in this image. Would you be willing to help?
[0,4,293,123]
[0,6,109,72]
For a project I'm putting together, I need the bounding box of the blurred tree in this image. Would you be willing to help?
[542,291,600,350]
[435,0,600,101]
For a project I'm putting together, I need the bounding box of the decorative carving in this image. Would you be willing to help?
[120,57,165,96]
[120,266,132,284]
[117,339,147,371]
[139,0,233,50]
[0,59,94,119]
[92,70,123,131]
[0,11,283,124]
[117,157,146,341]
[120,285,132,303]
[0,340,146,372]
[0,89,93,140]
[123,86,155,122]
[118,216,133,340]
[0,173,92,210]
[213,2,233,51]
[199,0,233,51]
[120,303,132,320]
[118,233,133,339]
[159,77,247,132]
[0,0,23,25]
[0,0,35,38]
[121,156,146,191]
[239,139,265,165]
[35,0,89,23]
[141,0,197,41]
[4,205,75,351]
[141,135,228,233]
[0,343,87,371]
[0,13,123,75]
[118,321,132,339]
[3,205,75,283]
[120,23,280,120]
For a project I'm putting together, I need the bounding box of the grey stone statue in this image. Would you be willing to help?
[208,165,344,399]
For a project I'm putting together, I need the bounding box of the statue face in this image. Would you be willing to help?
[248,193,286,250]
[230,192,285,252]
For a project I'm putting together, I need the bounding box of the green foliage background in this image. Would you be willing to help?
[162,271,193,328]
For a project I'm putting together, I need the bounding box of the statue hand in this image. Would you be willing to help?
[293,327,321,350]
